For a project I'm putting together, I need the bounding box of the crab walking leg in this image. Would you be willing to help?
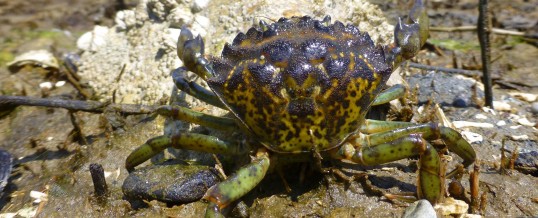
[126,133,244,172]
[331,134,442,203]
[357,120,476,167]
[154,105,237,131]
[360,119,418,134]
[371,84,406,106]
[204,150,270,217]
[171,67,225,108]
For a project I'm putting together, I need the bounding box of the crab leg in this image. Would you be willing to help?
[331,134,442,203]
[371,84,406,106]
[204,149,270,217]
[126,133,246,172]
[154,105,237,131]
[171,68,225,108]
[357,120,475,167]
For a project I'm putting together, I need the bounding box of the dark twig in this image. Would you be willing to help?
[478,0,494,108]
[408,62,482,77]
[0,95,158,115]
[89,163,108,200]
[63,65,92,100]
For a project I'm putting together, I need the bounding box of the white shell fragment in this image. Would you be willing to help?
[496,120,506,126]
[453,121,494,129]
[493,101,512,111]
[508,92,537,102]
[510,134,529,141]
[39,82,53,90]
[461,131,483,144]
[7,50,59,73]
[30,190,48,204]
[517,117,536,127]
[474,114,488,120]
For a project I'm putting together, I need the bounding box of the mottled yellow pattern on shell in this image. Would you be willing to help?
[209,17,393,153]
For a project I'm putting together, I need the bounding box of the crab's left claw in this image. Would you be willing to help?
[177,26,215,80]
[392,0,429,66]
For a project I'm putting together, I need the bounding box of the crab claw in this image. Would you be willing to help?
[177,29,214,80]
[177,26,194,60]
[393,0,429,63]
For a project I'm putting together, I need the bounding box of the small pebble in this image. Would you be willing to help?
[453,96,470,107]
[402,199,437,218]
[493,101,512,111]
[474,114,488,120]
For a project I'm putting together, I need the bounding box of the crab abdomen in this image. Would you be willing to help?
[207,16,393,153]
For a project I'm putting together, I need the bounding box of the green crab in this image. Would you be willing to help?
[125,0,476,216]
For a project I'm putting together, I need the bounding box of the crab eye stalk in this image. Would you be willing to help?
[259,20,270,32]
[322,15,331,26]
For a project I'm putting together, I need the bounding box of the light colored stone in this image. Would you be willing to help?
[192,0,210,13]
[493,101,512,112]
[434,197,469,216]
[77,26,109,51]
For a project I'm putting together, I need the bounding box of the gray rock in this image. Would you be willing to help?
[407,71,484,106]
[0,149,13,193]
[122,160,222,204]
[402,199,437,218]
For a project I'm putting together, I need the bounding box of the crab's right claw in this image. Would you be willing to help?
[394,0,429,62]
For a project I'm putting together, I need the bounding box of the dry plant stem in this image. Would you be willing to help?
[479,191,487,215]
[430,26,525,36]
[469,162,480,214]
[0,95,158,115]
[478,0,494,108]
[68,112,89,146]
[64,66,92,99]
[500,138,508,174]
[509,145,519,170]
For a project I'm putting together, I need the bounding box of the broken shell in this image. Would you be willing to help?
[453,121,494,129]
[461,131,483,144]
[493,101,512,112]
[517,117,536,127]
[7,50,59,73]
[508,92,537,102]
[434,197,469,216]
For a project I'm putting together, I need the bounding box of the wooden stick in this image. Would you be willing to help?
[0,95,157,115]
